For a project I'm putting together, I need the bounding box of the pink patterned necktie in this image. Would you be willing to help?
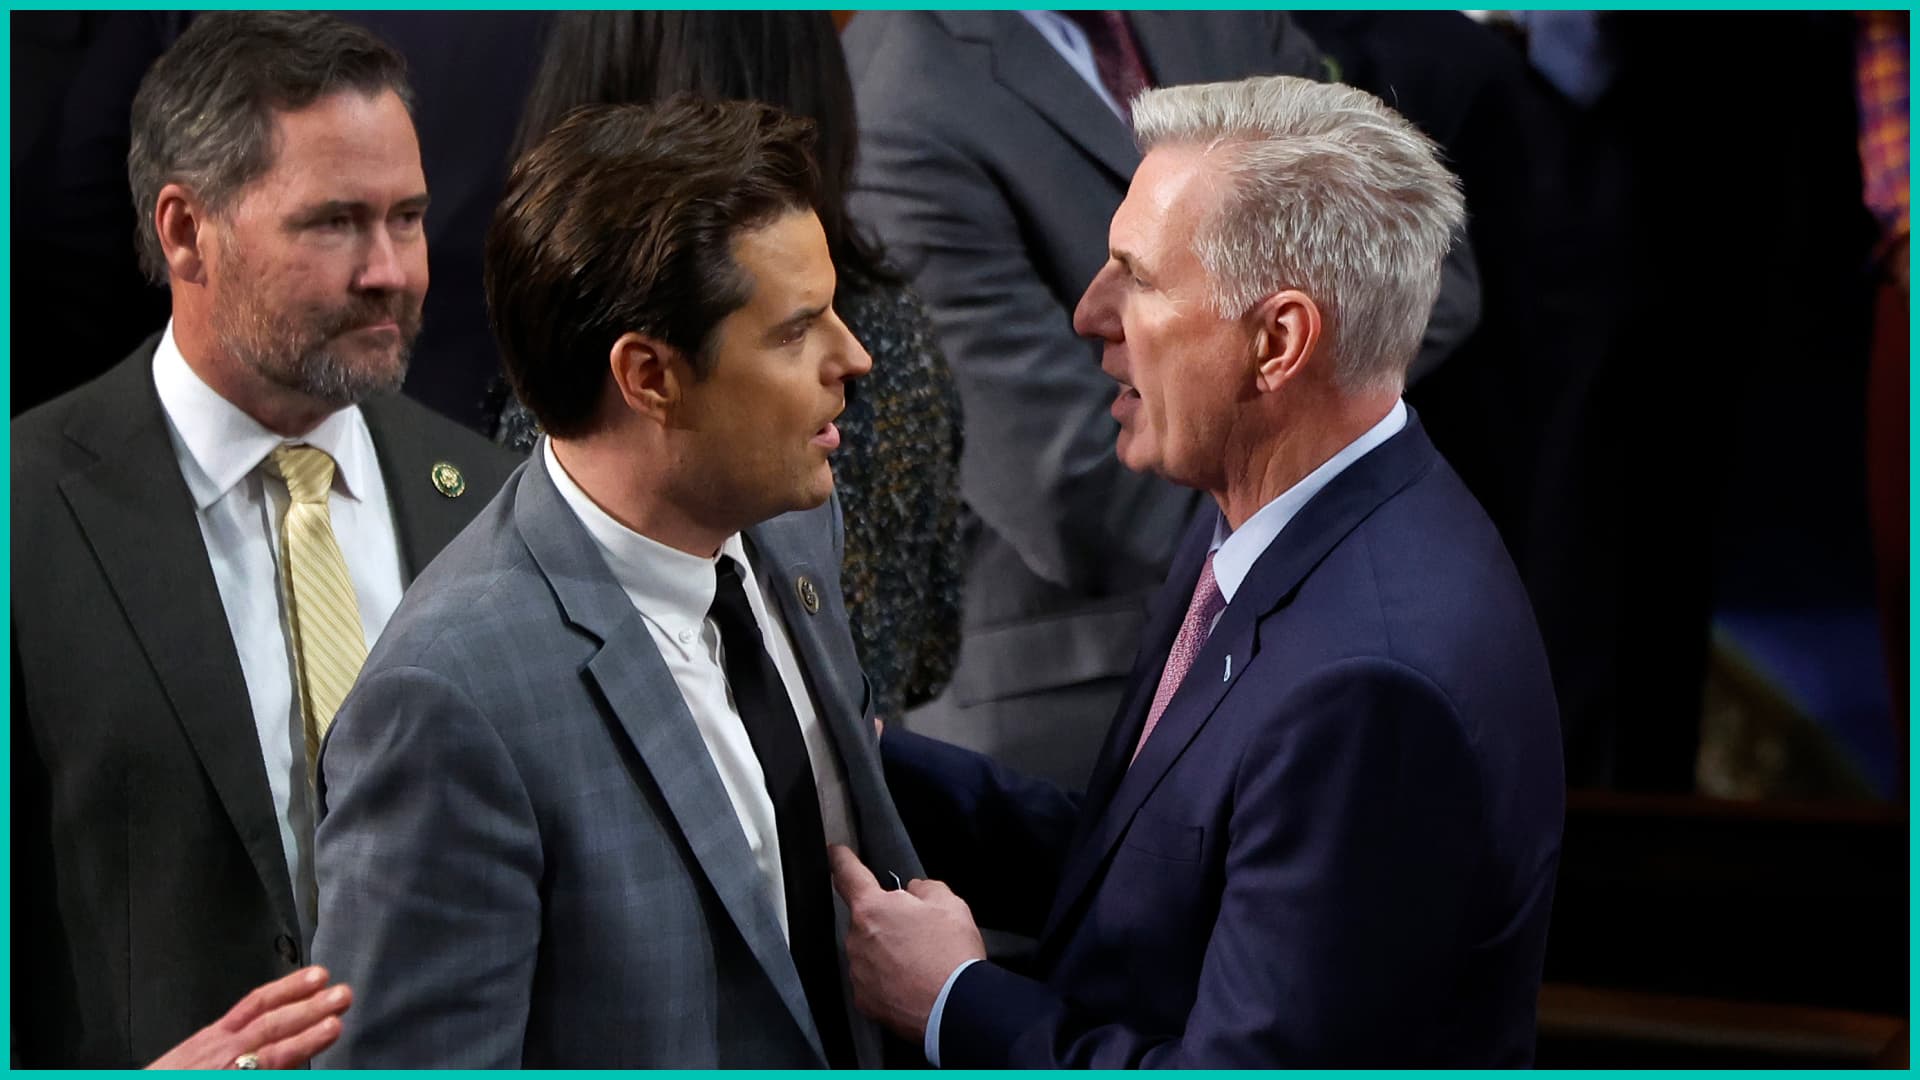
[1133,551,1226,764]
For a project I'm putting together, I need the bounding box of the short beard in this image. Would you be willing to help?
[210,243,419,409]
[241,317,413,409]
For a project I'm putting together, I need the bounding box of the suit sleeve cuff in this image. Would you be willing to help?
[931,959,1064,1069]
[924,957,981,1066]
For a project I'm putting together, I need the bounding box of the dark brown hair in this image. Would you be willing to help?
[485,96,819,439]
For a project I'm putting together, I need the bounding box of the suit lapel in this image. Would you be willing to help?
[745,520,910,881]
[360,394,469,584]
[1040,416,1444,947]
[511,455,825,1064]
[939,12,1140,184]
[56,347,301,939]
[1040,603,1258,945]
[1130,11,1328,88]
[1128,11,1226,87]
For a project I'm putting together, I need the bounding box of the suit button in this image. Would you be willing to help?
[275,933,299,966]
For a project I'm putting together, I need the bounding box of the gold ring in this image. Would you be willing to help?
[232,1052,261,1070]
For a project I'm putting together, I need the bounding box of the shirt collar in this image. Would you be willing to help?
[1019,10,1129,121]
[151,320,379,511]
[1210,398,1409,603]
[542,438,749,640]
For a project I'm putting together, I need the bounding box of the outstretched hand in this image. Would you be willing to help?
[147,966,352,1070]
[828,844,986,1041]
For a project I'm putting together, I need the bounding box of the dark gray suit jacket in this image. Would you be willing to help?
[9,337,520,1067]
[311,454,923,1067]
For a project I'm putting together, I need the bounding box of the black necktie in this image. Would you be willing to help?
[709,557,856,1069]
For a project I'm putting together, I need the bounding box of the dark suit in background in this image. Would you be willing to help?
[10,13,183,414]
[10,339,517,1067]
[1291,10,1633,785]
[886,415,1565,1066]
[843,12,1478,786]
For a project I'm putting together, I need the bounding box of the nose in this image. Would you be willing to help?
[828,309,873,382]
[355,224,412,294]
[1073,263,1121,342]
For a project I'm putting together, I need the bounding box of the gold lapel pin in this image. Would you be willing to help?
[795,575,821,615]
[430,461,466,498]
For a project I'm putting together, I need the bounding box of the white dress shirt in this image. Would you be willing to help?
[1020,10,1130,120]
[922,399,1410,1066]
[542,439,857,945]
[152,321,407,945]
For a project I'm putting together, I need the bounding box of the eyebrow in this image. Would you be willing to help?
[288,193,432,222]
[1111,247,1149,279]
[765,301,831,343]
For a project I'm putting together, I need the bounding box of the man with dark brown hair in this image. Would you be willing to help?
[10,12,517,1067]
[311,98,921,1067]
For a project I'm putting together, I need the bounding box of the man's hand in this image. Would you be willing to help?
[147,966,352,1069]
[828,844,986,1041]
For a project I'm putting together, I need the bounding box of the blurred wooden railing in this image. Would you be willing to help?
[1538,790,1908,1066]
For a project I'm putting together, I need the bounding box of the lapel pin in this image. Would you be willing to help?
[1223,654,1232,682]
[430,461,466,498]
[795,575,821,615]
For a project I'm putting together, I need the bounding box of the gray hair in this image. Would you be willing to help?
[127,11,413,284]
[1131,75,1465,393]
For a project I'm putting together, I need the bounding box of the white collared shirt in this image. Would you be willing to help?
[1210,399,1409,604]
[541,439,856,945]
[151,321,406,946]
[1020,10,1130,121]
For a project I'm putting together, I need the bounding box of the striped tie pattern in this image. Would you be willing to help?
[269,445,368,782]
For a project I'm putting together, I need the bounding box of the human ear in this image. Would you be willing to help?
[1250,289,1323,393]
[155,183,209,284]
[608,332,682,424]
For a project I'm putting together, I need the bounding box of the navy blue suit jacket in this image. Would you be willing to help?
[884,413,1565,1066]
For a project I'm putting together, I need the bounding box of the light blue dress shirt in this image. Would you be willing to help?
[1019,10,1129,120]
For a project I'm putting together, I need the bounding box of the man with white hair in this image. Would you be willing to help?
[829,74,1564,1067]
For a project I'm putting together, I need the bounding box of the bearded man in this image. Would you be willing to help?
[9,12,517,1067]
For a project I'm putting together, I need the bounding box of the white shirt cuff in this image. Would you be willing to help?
[923,957,983,1067]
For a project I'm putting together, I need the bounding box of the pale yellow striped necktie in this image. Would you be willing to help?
[267,444,368,782]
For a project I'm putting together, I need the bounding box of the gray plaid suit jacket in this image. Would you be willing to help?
[310,451,921,1067]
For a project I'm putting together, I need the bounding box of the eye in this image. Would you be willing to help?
[779,319,812,346]
[1110,260,1147,291]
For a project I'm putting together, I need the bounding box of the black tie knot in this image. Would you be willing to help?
[709,556,759,640]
